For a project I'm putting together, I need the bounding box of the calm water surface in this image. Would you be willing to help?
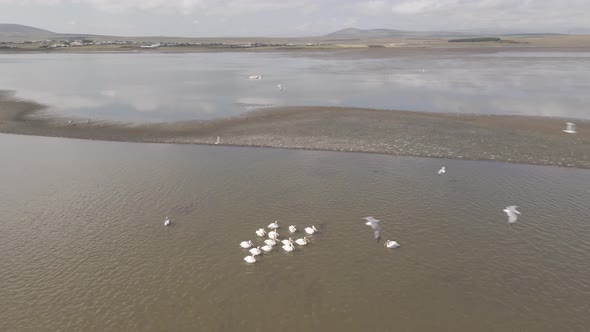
[1,134,589,331]
[1,50,589,122]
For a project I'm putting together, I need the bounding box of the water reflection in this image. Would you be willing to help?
[0,51,589,122]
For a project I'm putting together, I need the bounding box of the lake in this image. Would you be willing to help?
[1,133,589,331]
[1,50,590,122]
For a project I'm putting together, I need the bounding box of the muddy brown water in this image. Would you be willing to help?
[1,134,589,331]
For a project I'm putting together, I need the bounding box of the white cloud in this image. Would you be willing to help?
[348,1,392,16]
[0,0,314,16]
[390,0,451,15]
[1,0,590,35]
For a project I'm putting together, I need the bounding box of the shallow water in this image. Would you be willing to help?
[1,134,589,331]
[0,50,589,122]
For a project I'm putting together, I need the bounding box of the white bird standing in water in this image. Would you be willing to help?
[244,255,257,263]
[438,166,446,175]
[282,242,295,252]
[268,221,279,229]
[288,225,297,233]
[281,238,294,246]
[264,239,277,246]
[384,240,400,249]
[563,122,576,134]
[256,228,267,237]
[295,237,308,246]
[240,240,254,249]
[215,136,221,145]
[503,206,521,223]
[249,247,262,256]
[304,226,318,235]
[164,217,171,226]
[268,230,279,240]
[362,216,381,241]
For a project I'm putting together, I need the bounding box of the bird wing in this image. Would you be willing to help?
[363,216,379,224]
[373,226,381,240]
[362,217,381,239]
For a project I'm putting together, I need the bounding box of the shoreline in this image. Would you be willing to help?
[3,45,590,56]
[0,92,588,169]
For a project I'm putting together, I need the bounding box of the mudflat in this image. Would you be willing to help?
[1,92,588,169]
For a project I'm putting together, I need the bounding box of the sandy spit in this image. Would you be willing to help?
[1,91,588,169]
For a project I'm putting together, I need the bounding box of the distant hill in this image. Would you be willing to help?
[322,28,466,39]
[0,23,58,41]
[0,23,54,34]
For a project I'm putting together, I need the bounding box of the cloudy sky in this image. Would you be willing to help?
[1,0,589,37]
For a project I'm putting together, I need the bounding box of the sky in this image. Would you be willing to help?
[0,0,589,37]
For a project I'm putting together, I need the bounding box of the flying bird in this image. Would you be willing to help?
[362,216,381,241]
[438,166,446,175]
[503,206,521,223]
[164,217,171,226]
[563,122,576,134]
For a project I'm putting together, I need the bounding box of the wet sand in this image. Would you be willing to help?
[1,91,588,169]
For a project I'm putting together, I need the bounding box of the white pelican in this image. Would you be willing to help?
[288,225,297,233]
[248,75,262,80]
[249,247,262,256]
[264,239,277,246]
[268,221,279,229]
[240,240,253,249]
[164,217,171,226]
[282,243,294,252]
[281,238,294,245]
[261,245,273,252]
[503,206,521,223]
[295,237,308,246]
[438,166,446,175]
[563,122,576,134]
[268,230,279,240]
[215,136,221,145]
[384,240,400,249]
[256,228,267,237]
[244,255,257,263]
[304,226,318,235]
[362,216,381,241]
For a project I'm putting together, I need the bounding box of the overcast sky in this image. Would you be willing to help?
[1,0,589,37]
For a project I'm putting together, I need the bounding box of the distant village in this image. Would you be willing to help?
[0,38,322,50]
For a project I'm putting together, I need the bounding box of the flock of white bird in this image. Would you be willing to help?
[238,221,318,264]
[161,165,524,264]
[186,116,578,263]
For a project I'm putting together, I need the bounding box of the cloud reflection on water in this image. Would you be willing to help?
[0,51,589,122]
